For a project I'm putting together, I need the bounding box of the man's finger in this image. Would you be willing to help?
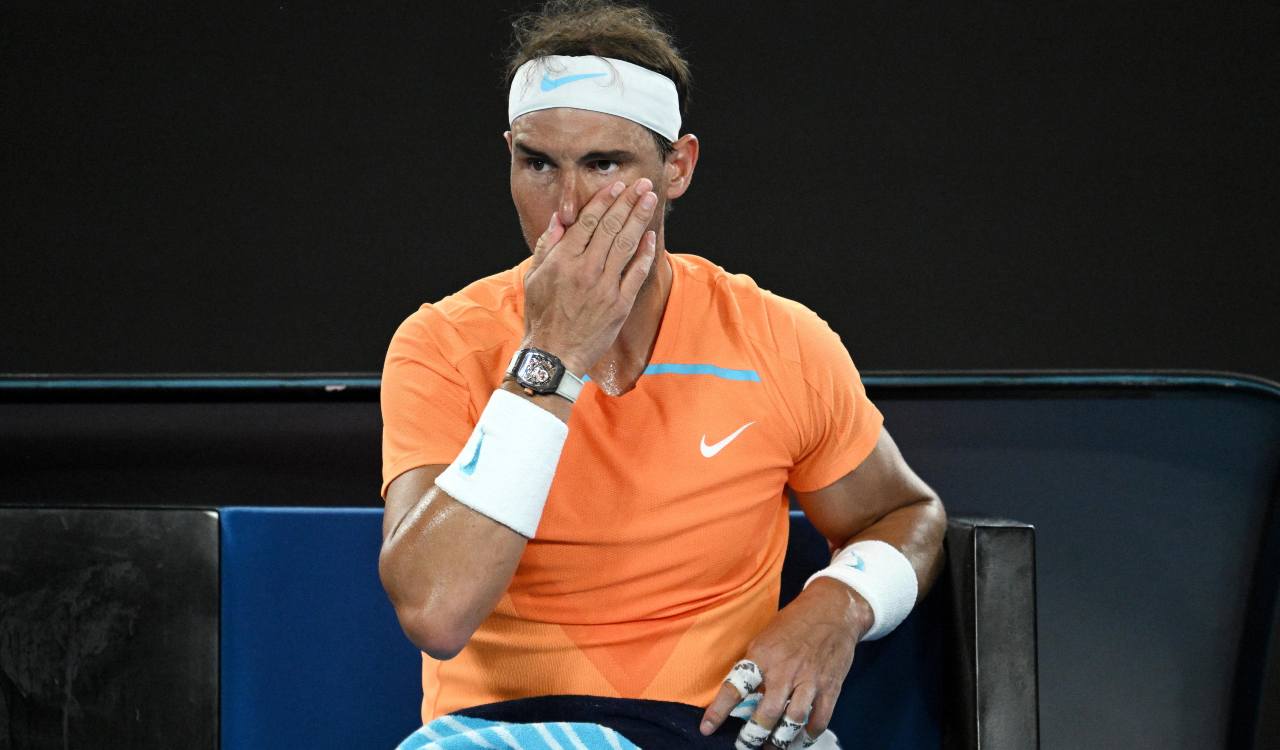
[618,231,656,302]
[767,683,815,749]
[802,690,837,746]
[700,680,744,736]
[585,177,652,270]
[530,211,563,270]
[603,187,658,278]
[735,716,775,750]
[736,683,791,750]
[558,180,626,253]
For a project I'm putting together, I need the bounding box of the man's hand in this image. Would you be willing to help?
[523,178,659,375]
[699,579,874,748]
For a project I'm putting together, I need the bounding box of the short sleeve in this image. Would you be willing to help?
[785,309,884,493]
[379,313,476,499]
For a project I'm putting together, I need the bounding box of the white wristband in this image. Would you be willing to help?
[434,388,569,538]
[804,540,918,641]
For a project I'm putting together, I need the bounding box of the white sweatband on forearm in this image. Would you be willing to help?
[434,388,569,539]
[804,540,919,641]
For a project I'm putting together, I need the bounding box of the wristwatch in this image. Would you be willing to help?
[506,348,585,403]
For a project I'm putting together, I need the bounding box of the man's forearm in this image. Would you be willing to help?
[797,494,947,639]
[381,484,531,659]
[843,493,947,603]
[379,379,572,659]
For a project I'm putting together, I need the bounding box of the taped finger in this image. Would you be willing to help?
[734,718,774,750]
[768,683,813,748]
[767,717,805,749]
[724,659,765,699]
[799,729,841,749]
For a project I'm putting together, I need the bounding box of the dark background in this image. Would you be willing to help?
[3,1,1278,380]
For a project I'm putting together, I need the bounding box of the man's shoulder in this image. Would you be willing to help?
[387,261,527,369]
[433,260,527,326]
[673,253,829,364]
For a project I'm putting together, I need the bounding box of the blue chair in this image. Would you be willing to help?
[219,507,422,749]
[216,506,1036,750]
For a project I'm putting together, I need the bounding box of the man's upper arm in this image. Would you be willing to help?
[382,464,447,541]
[380,310,475,500]
[779,300,884,496]
[792,426,938,547]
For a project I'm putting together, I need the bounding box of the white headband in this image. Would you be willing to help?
[508,55,681,142]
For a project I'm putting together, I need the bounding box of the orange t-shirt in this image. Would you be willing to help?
[380,252,883,723]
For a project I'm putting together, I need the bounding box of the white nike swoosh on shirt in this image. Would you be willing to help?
[700,421,755,458]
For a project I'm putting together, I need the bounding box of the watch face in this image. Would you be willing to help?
[517,352,560,391]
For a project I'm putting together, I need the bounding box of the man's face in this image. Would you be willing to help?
[506,108,668,253]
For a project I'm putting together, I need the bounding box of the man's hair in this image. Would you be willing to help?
[505,0,691,161]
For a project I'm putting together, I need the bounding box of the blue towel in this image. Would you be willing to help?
[396,713,640,749]
[395,694,840,749]
[395,695,750,749]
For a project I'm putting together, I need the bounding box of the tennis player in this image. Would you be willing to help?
[379,2,945,747]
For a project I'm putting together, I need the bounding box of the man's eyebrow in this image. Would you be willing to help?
[513,142,552,160]
[580,149,635,163]
[512,143,636,164]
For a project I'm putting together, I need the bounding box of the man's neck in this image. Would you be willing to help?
[587,247,673,395]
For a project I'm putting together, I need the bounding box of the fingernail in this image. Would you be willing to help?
[635,178,653,194]
[546,212,557,231]
[641,192,658,209]
[700,720,714,735]
[610,181,625,197]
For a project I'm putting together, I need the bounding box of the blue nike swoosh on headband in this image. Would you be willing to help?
[540,72,607,91]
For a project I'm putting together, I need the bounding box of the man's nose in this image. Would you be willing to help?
[556,172,594,227]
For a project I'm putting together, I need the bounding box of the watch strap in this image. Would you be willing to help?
[555,368,585,402]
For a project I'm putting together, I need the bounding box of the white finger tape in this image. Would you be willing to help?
[769,717,805,748]
[735,720,773,750]
[724,659,764,699]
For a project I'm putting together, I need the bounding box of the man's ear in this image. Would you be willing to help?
[504,130,513,154]
[664,133,699,201]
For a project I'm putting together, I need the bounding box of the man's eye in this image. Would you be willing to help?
[527,158,550,172]
[592,160,619,173]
